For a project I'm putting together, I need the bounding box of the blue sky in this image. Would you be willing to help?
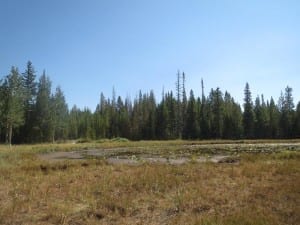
[1,0,299,110]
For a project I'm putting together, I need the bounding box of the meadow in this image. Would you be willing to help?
[0,140,299,225]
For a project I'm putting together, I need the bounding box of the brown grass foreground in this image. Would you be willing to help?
[0,141,299,225]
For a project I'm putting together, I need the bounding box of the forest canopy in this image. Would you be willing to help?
[1,61,300,144]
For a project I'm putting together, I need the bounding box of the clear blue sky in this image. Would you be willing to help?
[1,0,299,110]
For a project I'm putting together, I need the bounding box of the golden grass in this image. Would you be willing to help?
[0,141,299,225]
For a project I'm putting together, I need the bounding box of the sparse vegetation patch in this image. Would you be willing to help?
[0,141,299,224]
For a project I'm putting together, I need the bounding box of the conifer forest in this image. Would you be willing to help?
[1,61,300,144]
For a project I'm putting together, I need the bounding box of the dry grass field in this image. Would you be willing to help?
[0,140,299,225]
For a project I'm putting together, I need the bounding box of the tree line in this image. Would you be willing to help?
[0,62,300,144]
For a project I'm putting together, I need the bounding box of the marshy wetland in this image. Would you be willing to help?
[0,140,299,225]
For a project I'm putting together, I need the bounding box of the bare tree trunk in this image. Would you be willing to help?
[5,122,9,144]
[8,124,12,147]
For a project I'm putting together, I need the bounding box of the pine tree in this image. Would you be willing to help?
[254,96,263,138]
[131,91,143,139]
[95,92,109,138]
[183,90,199,139]
[181,72,187,137]
[124,96,133,138]
[196,97,201,138]
[156,90,170,139]
[260,95,270,138]
[2,67,24,145]
[200,79,209,138]
[254,95,270,138]
[117,95,131,138]
[140,93,149,139]
[68,105,79,139]
[223,92,243,139]
[279,86,295,138]
[108,87,119,138]
[164,91,177,138]
[146,90,156,139]
[175,70,182,138]
[75,108,95,139]
[21,61,37,142]
[243,82,254,138]
[268,97,279,138]
[52,86,69,142]
[232,103,243,139]
[174,71,187,138]
[209,88,224,138]
[35,71,53,142]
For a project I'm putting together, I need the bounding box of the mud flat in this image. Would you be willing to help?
[38,142,299,164]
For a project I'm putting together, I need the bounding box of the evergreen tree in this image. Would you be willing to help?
[145,90,156,139]
[200,79,210,138]
[277,91,285,138]
[254,96,263,138]
[223,92,243,139]
[94,105,102,139]
[95,92,110,138]
[155,91,170,139]
[35,71,53,142]
[52,86,69,141]
[243,82,254,138]
[78,108,95,139]
[231,103,243,139]
[181,72,187,137]
[140,93,149,139]
[131,92,142,139]
[68,105,80,139]
[260,95,270,138]
[268,97,279,138]
[2,67,24,145]
[254,95,270,138]
[21,61,37,142]
[117,95,131,138]
[124,96,133,138]
[196,97,201,138]
[183,90,199,139]
[284,86,294,111]
[175,70,182,138]
[109,87,119,138]
[279,86,295,138]
[164,91,177,138]
[209,88,223,138]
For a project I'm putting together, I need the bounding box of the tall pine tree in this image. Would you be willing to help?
[183,90,199,139]
[243,82,254,138]
[279,86,295,138]
[21,61,37,142]
[51,86,69,142]
[200,79,210,138]
[35,71,53,142]
[223,92,243,139]
[2,67,24,145]
[209,88,224,138]
[268,97,279,138]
